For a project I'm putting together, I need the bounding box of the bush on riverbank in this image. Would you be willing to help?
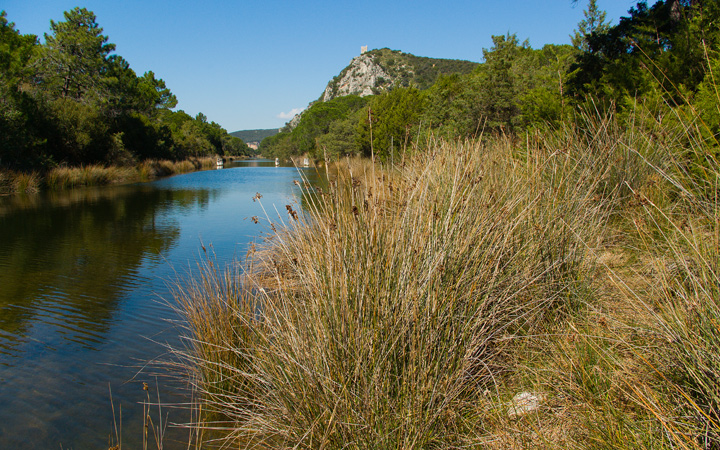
[169,106,720,448]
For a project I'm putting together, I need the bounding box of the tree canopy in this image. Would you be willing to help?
[0,8,249,172]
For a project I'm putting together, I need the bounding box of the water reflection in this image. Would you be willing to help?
[0,186,210,358]
[0,161,323,448]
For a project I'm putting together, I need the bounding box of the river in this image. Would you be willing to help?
[0,159,318,449]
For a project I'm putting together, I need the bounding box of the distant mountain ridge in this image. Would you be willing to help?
[230,128,280,143]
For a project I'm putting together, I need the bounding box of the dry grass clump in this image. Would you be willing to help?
[45,164,137,189]
[623,151,720,449]
[532,106,720,449]
[1,156,217,194]
[13,171,41,193]
[172,129,617,448]
[138,157,215,180]
[0,169,42,194]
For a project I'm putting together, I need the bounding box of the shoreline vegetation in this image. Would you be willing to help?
[169,105,720,448]
[0,156,230,195]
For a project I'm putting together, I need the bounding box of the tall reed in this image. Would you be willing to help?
[172,130,614,448]
[623,115,720,449]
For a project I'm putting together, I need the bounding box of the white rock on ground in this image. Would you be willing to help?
[506,391,545,418]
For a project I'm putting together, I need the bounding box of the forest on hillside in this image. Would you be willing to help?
[230,128,280,143]
[262,0,720,164]
[0,8,252,174]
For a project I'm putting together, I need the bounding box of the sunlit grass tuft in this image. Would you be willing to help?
[172,126,623,447]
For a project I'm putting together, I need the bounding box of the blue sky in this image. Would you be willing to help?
[3,0,639,132]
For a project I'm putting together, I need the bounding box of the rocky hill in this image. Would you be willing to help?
[320,48,479,102]
[285,48,479,129]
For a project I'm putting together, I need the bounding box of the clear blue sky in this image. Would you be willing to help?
[3,0,640,132]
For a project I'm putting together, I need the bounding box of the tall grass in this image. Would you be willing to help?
[171,128,620,448]
[138,157,216,180]
[161,86,720,448]
[623,113,720,449]
[0,170,42,194]
[45,164,136,189]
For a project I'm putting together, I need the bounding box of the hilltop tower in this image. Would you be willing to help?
[361,45,368,54]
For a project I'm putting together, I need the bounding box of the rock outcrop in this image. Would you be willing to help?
[284,48,479,130]
[321,53,393,102]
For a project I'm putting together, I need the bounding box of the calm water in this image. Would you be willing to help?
[0,159,318,449]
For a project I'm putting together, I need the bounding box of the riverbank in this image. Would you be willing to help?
[0,156,234,195]
[172,111,720,448]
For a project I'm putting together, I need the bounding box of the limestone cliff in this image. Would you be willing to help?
[321,53,393,101]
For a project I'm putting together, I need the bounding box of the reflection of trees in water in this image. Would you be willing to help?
[0,185,210,356]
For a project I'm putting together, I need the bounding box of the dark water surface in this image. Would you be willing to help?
[0,159,316,448]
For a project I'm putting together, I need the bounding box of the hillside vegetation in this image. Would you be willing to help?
[262,0,720,167]
[261,36,577,161]
[322,48,479,100]
[230,128,280,144]
[171,1,720,448]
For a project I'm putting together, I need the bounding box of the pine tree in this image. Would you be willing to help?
[38,7,115,101]
[571,0,610,52]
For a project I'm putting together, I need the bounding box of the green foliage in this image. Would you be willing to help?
[517,44,577,127]
[0,11,36,85]
[270,37,579,160]
[478,34,528,130]
[322,48,479,100]
[369,47,479,90]
[0,11,44,170]
[136,71,178,112]
[315,115,362,160]
[46,97,110,164]
[565,1,720,195]
[261,95,368,159]
[230,128,279,143]
[155,109,244,159]
[292,96,368,156]
[694,52,720,146]
[571,0,611,52]
[259,131,293,160]
[357,87,425,160]
[36,7,115,101]
[568,0,720,106]
[0,8,239,174]
[420,38,574,135]
[421,73,484,138]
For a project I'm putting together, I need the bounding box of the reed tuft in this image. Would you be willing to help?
[172,128,620,448]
